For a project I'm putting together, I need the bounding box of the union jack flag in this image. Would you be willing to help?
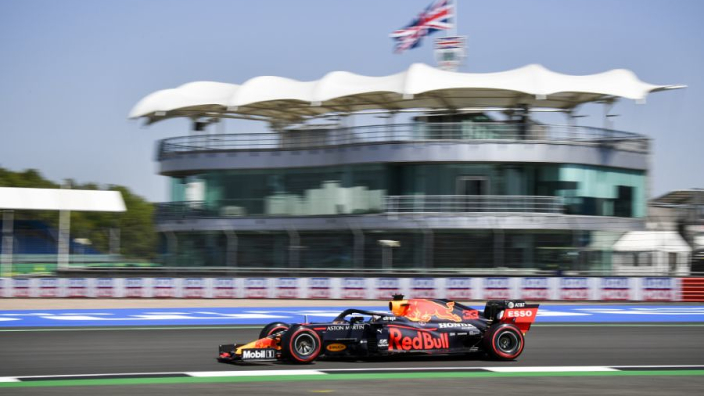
[390,0,454,53]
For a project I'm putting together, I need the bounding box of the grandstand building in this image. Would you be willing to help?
[131,64,682,274]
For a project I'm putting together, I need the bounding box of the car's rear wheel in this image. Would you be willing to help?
[259,322,290,339]
[281,326,321,364]
[484,323,525,360]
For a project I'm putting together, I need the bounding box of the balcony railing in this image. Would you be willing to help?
[155,195,564,221]
[157,122,649,159]
[385,195,564,214]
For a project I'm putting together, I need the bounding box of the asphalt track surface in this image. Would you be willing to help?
[2,324,704,395]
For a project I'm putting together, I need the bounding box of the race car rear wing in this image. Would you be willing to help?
[483,300,540,333]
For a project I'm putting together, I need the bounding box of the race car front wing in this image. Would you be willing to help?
[217,344,280,363]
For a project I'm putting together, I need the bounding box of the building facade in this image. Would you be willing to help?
[153,121,648,273]
[131,64,681,275]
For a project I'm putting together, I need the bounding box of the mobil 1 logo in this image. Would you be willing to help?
[241,349,277,360]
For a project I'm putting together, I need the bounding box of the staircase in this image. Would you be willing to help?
[681,278,704,302]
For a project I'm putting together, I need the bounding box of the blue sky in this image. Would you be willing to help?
[0,0,701,201]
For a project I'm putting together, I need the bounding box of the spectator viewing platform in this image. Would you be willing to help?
[156,122,649,160]
[131,64,684,273]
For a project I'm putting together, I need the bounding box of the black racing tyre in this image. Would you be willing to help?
[483,323,525,360]
[281,326,322,364]
[259,322,290,339]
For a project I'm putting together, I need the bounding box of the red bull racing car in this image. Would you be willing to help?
[217,296,539,364]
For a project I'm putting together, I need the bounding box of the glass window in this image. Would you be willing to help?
[168,163,645,218]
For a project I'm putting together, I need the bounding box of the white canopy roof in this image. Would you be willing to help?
[129,63,684,124]
[613,231,691,253]
[0,188,126,212]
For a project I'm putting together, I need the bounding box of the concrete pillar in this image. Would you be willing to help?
[57,210,71,271]
[1,210,14,277]
[287,228,300,269]
[224,229,238,267]
[351,227,364,269]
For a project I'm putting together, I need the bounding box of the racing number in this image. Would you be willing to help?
[462,310,478,320]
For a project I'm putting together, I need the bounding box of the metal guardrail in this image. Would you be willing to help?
[155,195,564,221]
[157,122,649,159]
[385,195,563,214]
[56,266,704,278]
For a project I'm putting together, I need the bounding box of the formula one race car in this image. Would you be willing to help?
[217,296,539,364]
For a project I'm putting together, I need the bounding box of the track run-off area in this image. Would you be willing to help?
[1,303,703,395]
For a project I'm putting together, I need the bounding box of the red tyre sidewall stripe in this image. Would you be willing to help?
[491,325,524,359]
[288,328,321,363]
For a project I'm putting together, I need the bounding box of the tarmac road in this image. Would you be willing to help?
[1,324,703,395]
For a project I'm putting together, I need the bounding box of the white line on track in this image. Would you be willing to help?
[6,371,185,380]
[485,366,618,372]
[611,365,704,369]
[186,370,323,377]
[4,365,704,383]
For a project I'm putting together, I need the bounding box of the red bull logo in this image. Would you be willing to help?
[403,300,462,323]
[388,327,449,351]
[253,337,277,349]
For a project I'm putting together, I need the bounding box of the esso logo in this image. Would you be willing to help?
[507,309,533,318]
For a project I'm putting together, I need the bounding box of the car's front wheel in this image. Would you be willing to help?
[281,326,322,364]
[483,323,525,360]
